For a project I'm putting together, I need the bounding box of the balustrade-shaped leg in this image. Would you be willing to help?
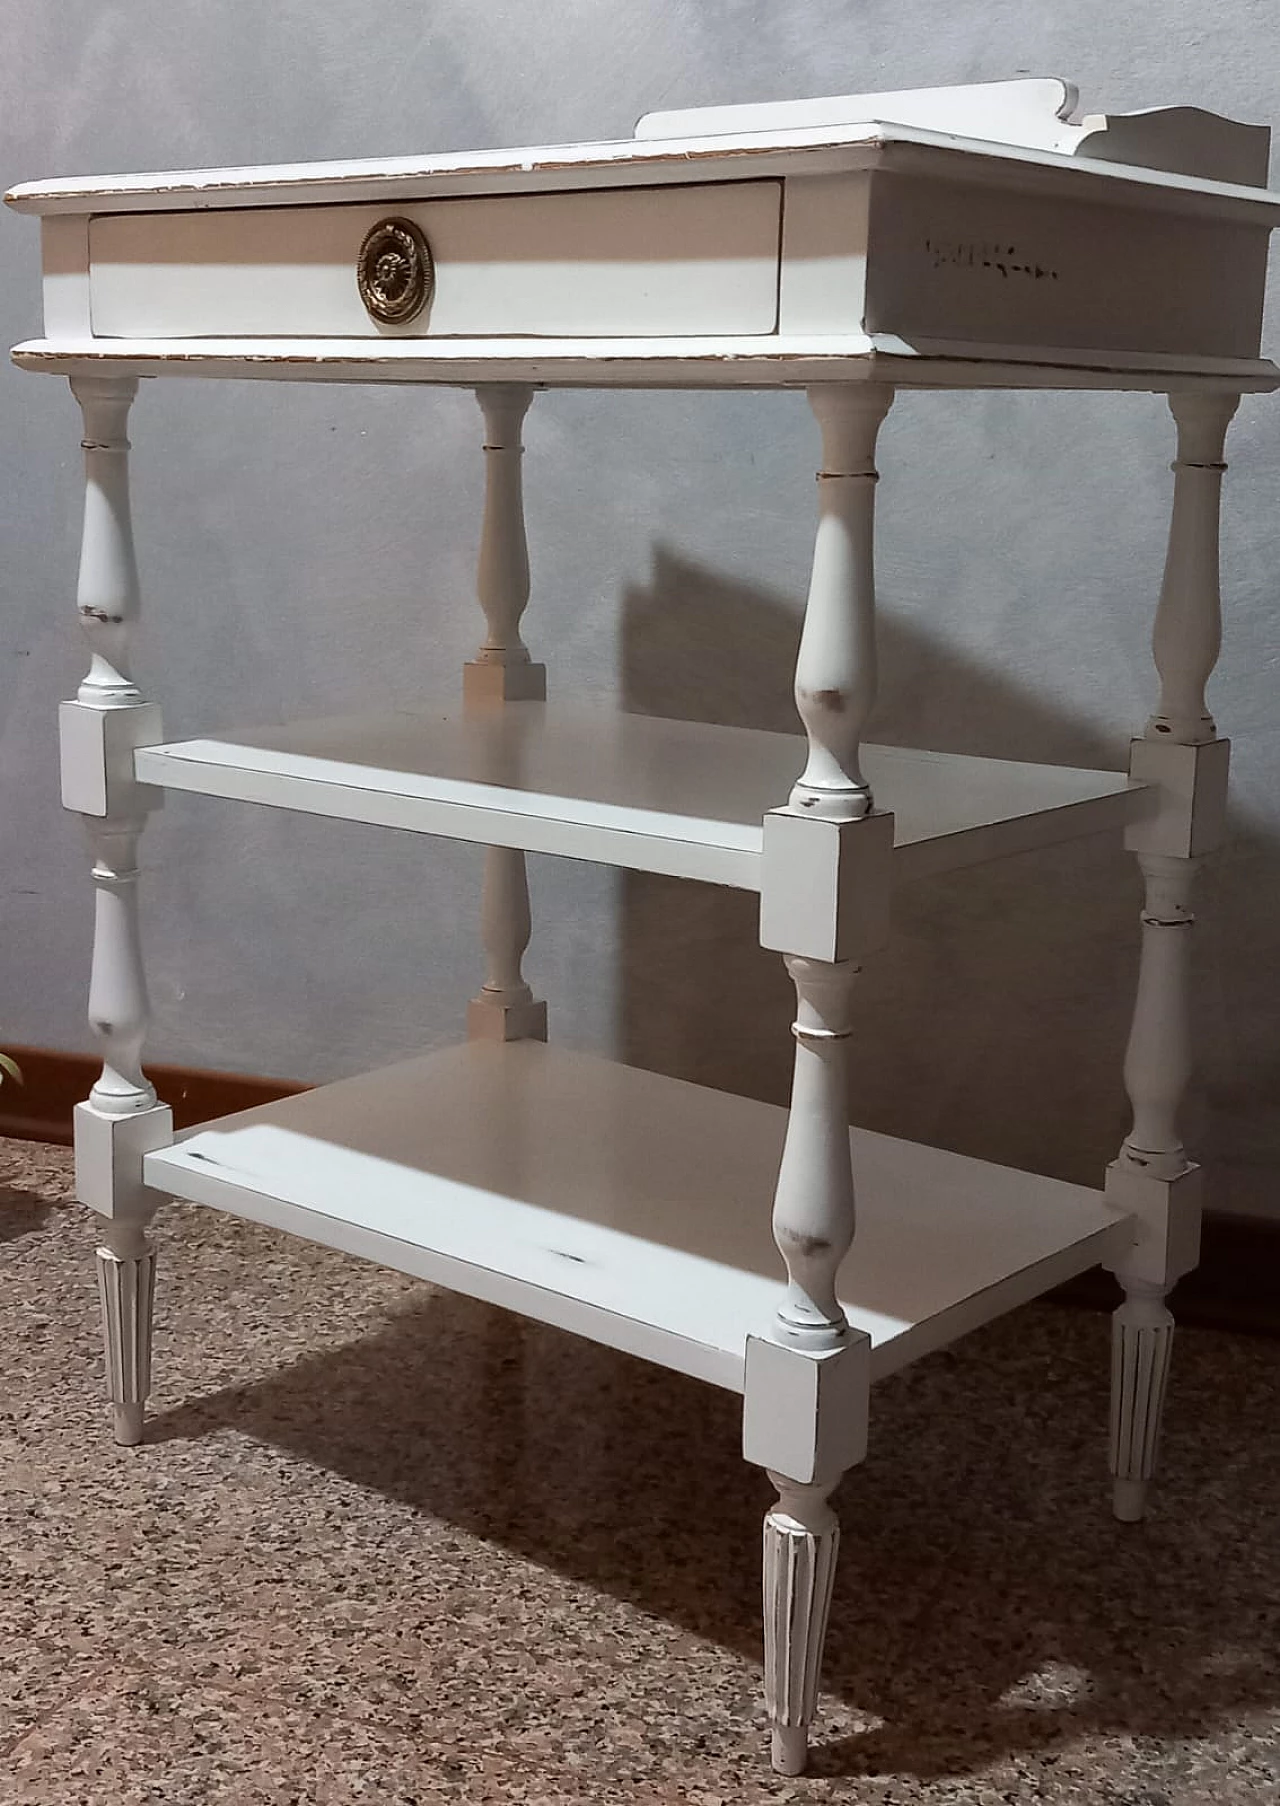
[62,376,171,1445]
[746,384,892,1773]
[465,383,547,1043]
[1105,389,1239,1519]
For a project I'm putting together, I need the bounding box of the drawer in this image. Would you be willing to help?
[87,181,783,339]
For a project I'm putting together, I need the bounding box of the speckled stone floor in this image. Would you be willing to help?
[3,1137,1280,1805]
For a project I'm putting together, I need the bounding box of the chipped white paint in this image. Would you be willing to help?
[790,386,893,819]
[88,183,784,341]
[1106,386,1239,1523]
[64,375,168,1447]
[133,708,1150,890]
[71,376,142,709]
[8,82,1278,1775]
[97,1220,156,1447]
[144,1040,1131,1392]
[7,90,1276,216]
[465,385,547,1045]
[469,847,546,1044]
[9,84,1280,389]
[1120,855,1198,1181]
[464,386,543,705]
[12,332,1280,389]
[770,956,859,1348]
[84,819,155,1117]
[1147,391,1239,743]
[1110,1280,1175,1522]
[763,1473,840,1775]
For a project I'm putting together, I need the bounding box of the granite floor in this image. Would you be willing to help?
[3,1137,1279,1806]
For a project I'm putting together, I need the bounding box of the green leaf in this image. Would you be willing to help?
[0,1052,23,1086]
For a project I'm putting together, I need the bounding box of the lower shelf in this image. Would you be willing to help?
[144,1041,1134,1392]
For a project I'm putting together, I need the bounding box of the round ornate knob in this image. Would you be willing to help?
[356,217,434,325]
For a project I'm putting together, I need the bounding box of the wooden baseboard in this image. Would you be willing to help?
[0,1044,305,1146]
[3,1046,1276,1338]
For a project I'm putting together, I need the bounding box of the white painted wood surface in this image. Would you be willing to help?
[144,1040,1133,1393]
[763,1473,841,1775]
[790,386,892,818]
[72,376,144,712]
[769,957,859,1348]
[88,182,783,340]
[10,115,1279,218]
[1104,384,1237,1524]
[96,1223,154,1448]
[1110,1279,1176,1522]
[11,80,1274,1774]
[465,386,542,703]
[638,81,1270,187]
[635,78,1081,149]
[16,333,1277,391]
[64,375,169,1447]
[132,703,1150,887]
[465,385,547,1044]
[10,83,1280,398]
[1147,391,1239,741]
[1120,855,1198,1181]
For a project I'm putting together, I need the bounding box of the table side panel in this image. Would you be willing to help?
[866,170,1269,359]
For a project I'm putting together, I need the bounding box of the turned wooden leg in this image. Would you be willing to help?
[62,376,172,1445]
[746,383,891,1773]
[464,383,548,1044]
[468,844,547,1043]
[1108,852,1198,1516]
[1105,388,1239,1519]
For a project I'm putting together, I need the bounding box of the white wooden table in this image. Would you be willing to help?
[9,77,1279,1775]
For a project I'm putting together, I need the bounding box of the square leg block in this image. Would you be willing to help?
[467,995,549,1043]
[59,698,164,817]
[1104,1159,1203,1288]
[759,808,894,962]
[743,1331,871,1484]
[463,660,547,706]
[1125,736,1229,859]
[75,1099,174,1220]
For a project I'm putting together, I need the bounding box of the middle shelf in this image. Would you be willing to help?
[135,702,1149,887]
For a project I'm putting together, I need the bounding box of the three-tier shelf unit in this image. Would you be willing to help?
[9,77,1279,1774]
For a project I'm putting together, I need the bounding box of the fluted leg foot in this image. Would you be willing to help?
[771,1724,809,1776]
[1110,1281,1174,1521]
[763,1473,839,1774]
[97,1229,156,1447]
[112,1401,146,1447]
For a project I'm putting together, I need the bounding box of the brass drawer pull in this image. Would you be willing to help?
[357,216,434,324]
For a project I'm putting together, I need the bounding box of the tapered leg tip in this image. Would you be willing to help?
[771,1725,808,1775]
[1112,1476,1148,1522]
[112,1402,145,1446]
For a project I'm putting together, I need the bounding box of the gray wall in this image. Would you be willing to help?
[1,2,1278,1217]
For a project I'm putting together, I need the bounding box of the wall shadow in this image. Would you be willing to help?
[619,546,1280,1205]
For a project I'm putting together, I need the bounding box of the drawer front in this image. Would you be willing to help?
[88,181,782,339]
